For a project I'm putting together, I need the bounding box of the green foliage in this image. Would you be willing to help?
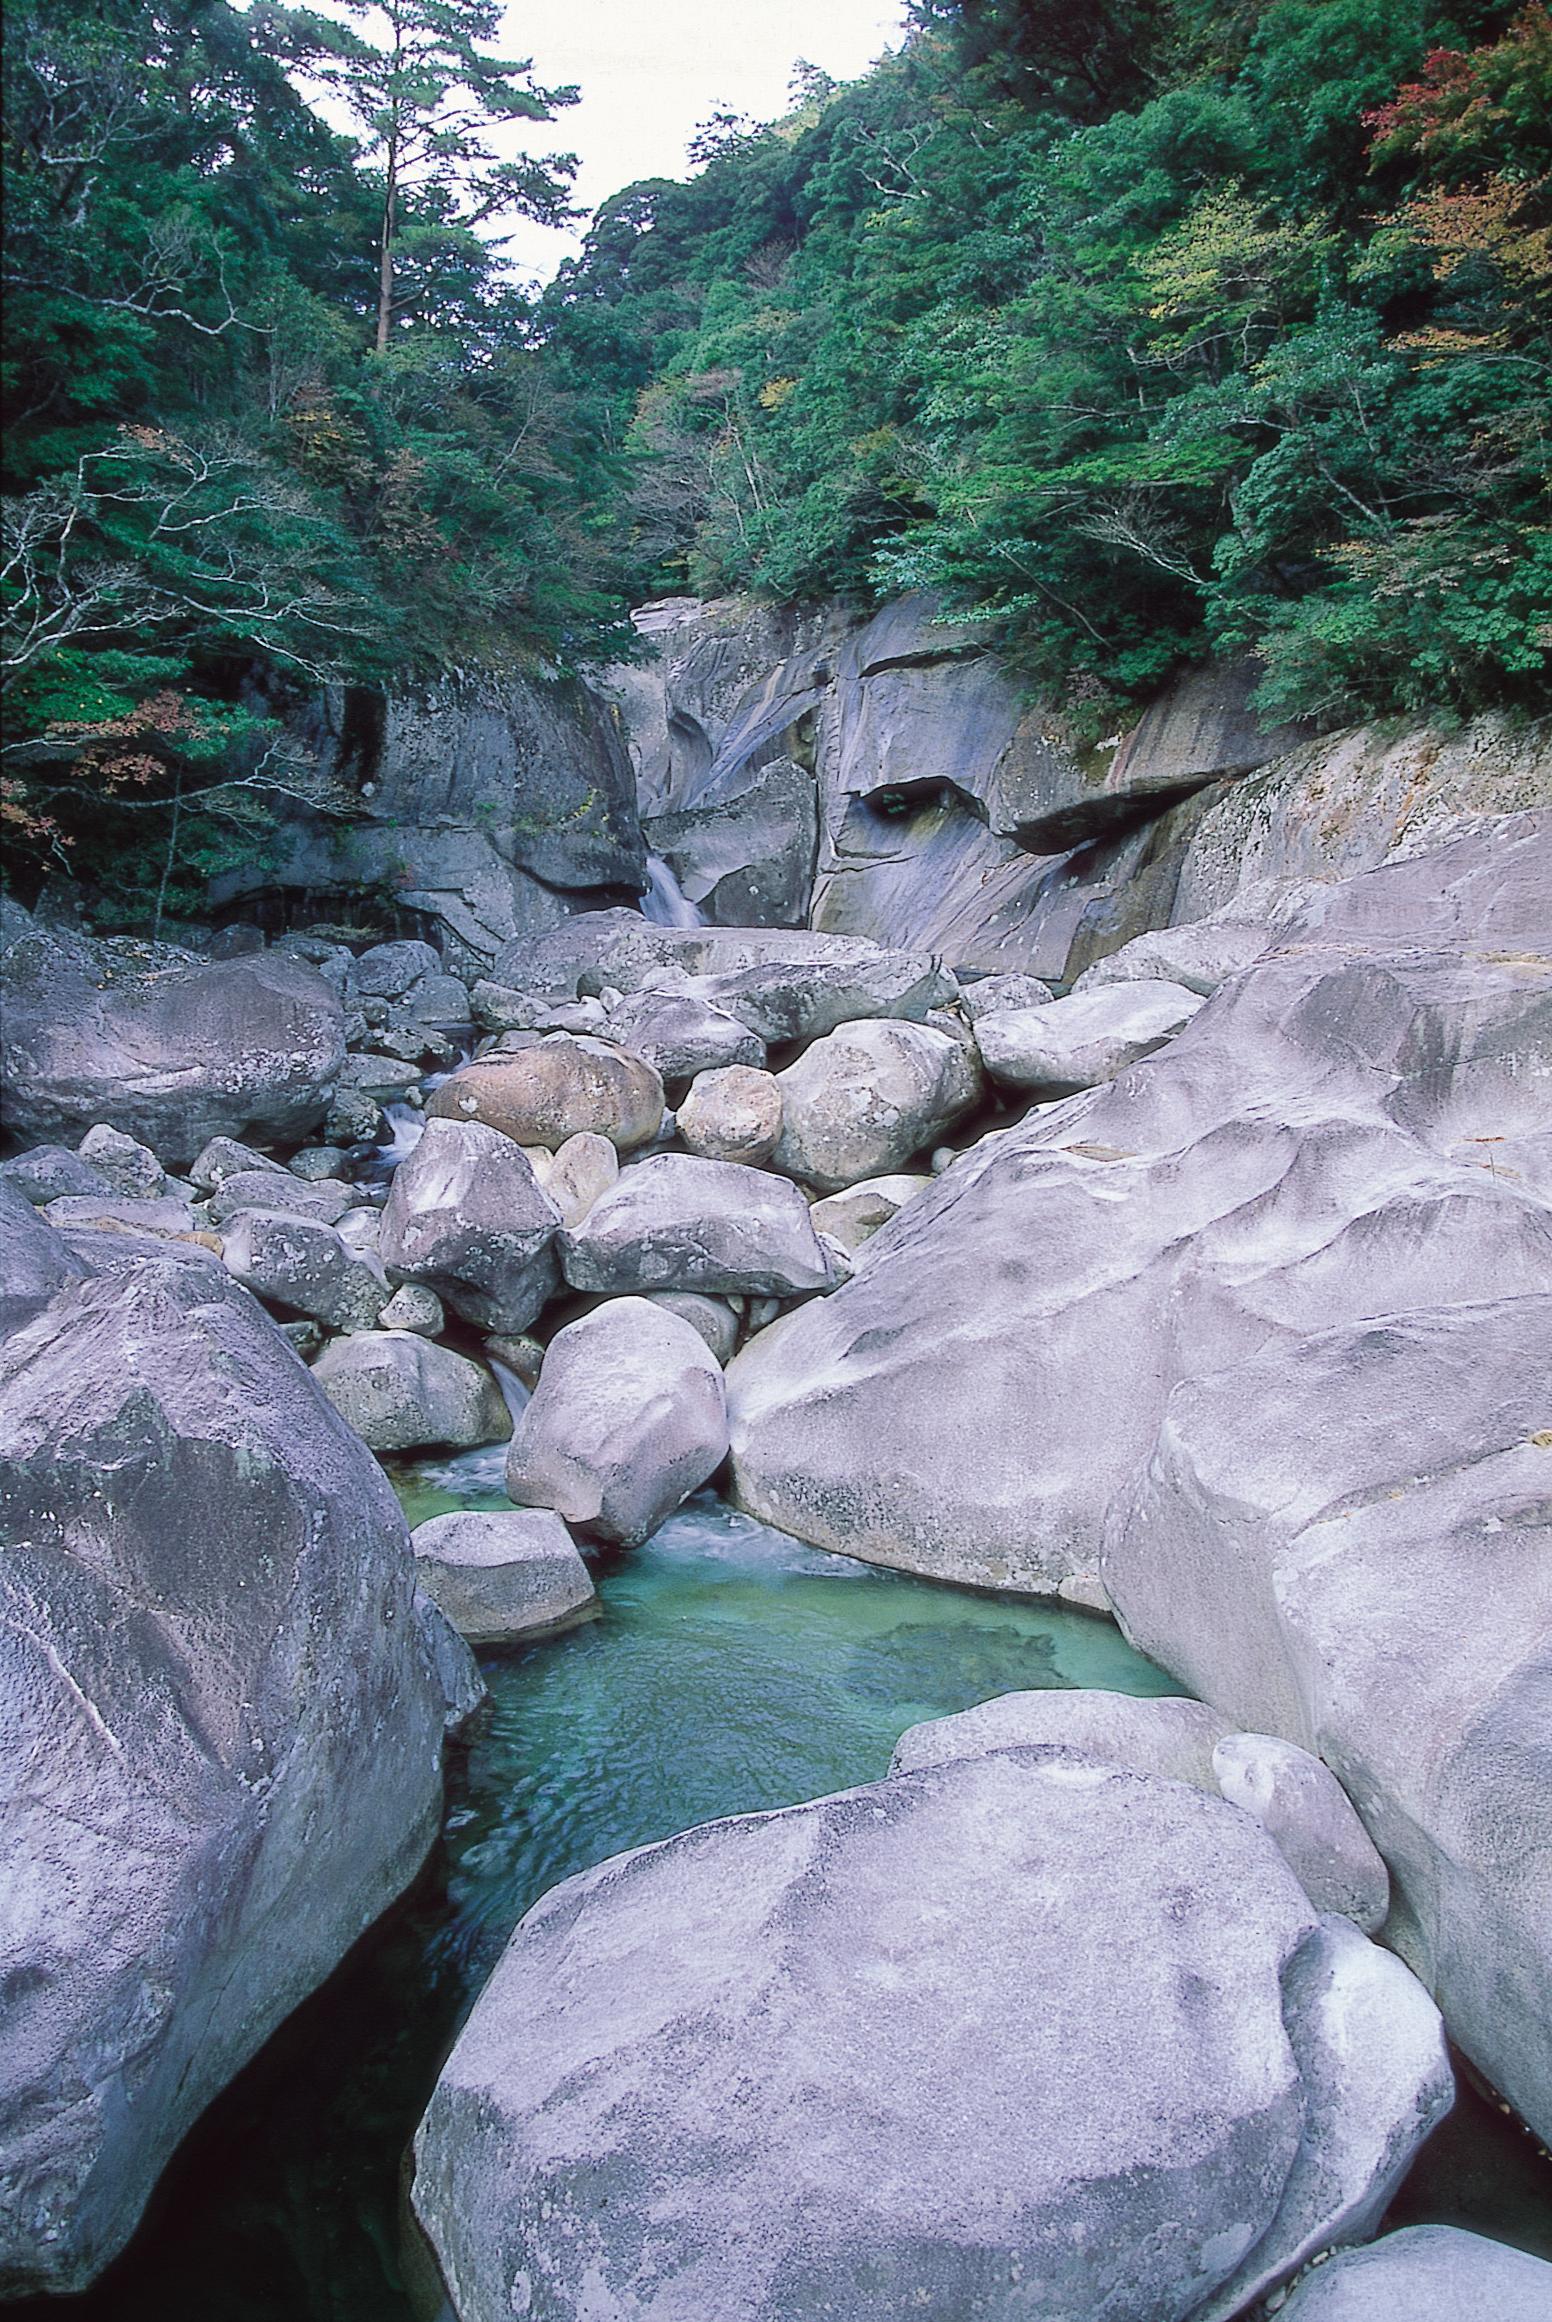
[547,0,1549,729]
[3,0,1546,928]
[2,0,632,915]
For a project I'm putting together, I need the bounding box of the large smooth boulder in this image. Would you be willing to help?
[975,979,1202,1094]
[562,1155,833,1299]
[603,985,764,1082]
[890,1692,1388,1931]
[1276,2226,1552,2321]
[220,1208,391,1332]
[676,1064,783,1165]
[0,1227,461,2292]
[0,933,345,1165]
[725,815,1552,2136]
[728,820,1552,1588]
[890,1689,1233,1788]
[412,1749,1450,2322]
[698,948,957,1048]
[312,1330,511,1453]
[505,1298,727,1546]
[428,1037,663,1155]
[772,1019,981,1192]
[411,1510,598,1644]
[379,1118,560,1334]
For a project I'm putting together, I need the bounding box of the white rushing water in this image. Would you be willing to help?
[641,853,704,929]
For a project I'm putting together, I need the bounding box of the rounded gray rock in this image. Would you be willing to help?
[975,980,1202,1094]
[0,934,344,1165]
[1276,2226,1552,2321]
[677,1064,783,1166]
[411,1750,1451,2322]
[772,1017,981,1193]
[411,1509,597,1645]
[0,1228,455,2292]
[379,1117,560,1335]
[890,1689,1233,1788]
[312,1331,512,1453]
[562,1154,832,1300]
[428,1035,663,1156]
[506,1297,727,1546]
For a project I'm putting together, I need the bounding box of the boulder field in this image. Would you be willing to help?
[1,613,1548,2313]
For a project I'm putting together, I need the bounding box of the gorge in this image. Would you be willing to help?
[2,587,1549,2318]
[4,0,1552,2315]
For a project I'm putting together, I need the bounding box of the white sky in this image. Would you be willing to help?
[490,0,909,282]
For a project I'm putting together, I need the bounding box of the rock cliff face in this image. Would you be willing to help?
[603,594,1549,983]
[220,597,1545,991]
[215,674,645,968]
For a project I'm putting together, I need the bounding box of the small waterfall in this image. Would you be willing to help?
[360,1101,425,1189]
[641,853,704,929]
[357,1045,472,1192]
[488,1360,532,1427]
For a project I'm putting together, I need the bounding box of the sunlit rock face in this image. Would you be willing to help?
[607,594,1549,986]
[0,1224,463,2294]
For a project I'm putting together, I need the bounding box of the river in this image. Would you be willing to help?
[22,1478,1550,2319]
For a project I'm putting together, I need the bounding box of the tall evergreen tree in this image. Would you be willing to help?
[269,0,580,350]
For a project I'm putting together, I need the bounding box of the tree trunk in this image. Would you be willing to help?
[153,773,182,941]
[375,144,397,354]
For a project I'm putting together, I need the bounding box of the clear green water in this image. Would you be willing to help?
[21,1474,1552,2319]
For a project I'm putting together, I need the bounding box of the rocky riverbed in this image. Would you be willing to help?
[2,607,1550,2318]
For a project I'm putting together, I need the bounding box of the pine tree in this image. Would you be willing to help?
[273,0,579,350]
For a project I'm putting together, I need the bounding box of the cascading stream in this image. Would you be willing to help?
[641,853,705,929]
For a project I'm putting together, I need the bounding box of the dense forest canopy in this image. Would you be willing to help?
[3,0,1548,916]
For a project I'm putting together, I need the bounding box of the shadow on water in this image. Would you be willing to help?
[19,1491,1551,2319]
